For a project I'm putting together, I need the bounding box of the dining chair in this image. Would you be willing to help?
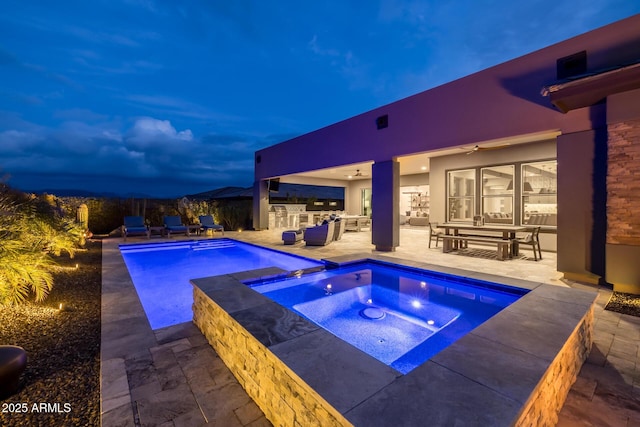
[428,222,442,248]
[516,226,542,260]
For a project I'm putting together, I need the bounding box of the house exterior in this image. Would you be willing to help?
[253,14,640,293]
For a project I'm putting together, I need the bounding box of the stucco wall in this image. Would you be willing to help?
[255,15,640,182]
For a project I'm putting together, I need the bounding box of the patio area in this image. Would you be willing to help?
[101,227,640,426]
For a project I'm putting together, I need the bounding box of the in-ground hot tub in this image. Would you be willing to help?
[248,261,526,374]
[192,254,596,426]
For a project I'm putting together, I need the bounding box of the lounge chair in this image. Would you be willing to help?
[164,215,189,238]
[199,215,224,236]
[122,216,149,241]
[333,218,346,241]
[304,221,335,246]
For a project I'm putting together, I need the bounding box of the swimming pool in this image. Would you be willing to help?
[250,261,527,374]
[120,238,323,329]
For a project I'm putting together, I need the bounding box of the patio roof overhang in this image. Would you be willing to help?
[541,60,640,113]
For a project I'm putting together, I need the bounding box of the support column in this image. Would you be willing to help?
[557,125,607,284]
[371,159,399,252]
[252,180,269,230]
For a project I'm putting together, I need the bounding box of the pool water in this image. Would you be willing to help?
[120,238,323,329]
[250,261,527,374]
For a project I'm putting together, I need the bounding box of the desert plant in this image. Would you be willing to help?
[215,199,252,230]
[0,193,54,305]
[25,217,84,258]
[0,239,55,305]
[85,198,127,234]
[0,187,84,305]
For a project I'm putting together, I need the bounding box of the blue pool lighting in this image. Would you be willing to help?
[250,260,527,374]
[120,238,323,329]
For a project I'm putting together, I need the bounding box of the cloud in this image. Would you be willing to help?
[122,94,242,122]
[53,108,110,122]
[0,130,43,154]
[0,116,266,197]
[126,117,193,150]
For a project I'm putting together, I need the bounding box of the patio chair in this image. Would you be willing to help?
[122,216,149,241]
[516,226,542,261]
[304,221,336,246]
[333,218,346,241]
[199,215,224,236]
[428,222,443,248]
[163,215,188,238]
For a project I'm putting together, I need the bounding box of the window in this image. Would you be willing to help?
[447,169,475,221]
[522,161,557,227]
[361,188,372,217]
[481,165,514,225]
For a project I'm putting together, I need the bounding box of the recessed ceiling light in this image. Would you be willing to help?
[421,166,427,171]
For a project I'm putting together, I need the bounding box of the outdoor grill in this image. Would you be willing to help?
[269,204,308,229]
[270,205,288,228]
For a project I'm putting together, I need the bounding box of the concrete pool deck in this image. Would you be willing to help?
[101,228,640,426]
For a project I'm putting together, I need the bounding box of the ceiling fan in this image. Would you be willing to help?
[462,144,511,155]
[344,169,369,178]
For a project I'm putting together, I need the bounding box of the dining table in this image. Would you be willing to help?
[439,223,529,256]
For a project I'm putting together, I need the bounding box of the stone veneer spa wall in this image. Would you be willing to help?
[192,258,596,427]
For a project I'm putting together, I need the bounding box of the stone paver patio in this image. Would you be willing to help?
[101,228,640,426]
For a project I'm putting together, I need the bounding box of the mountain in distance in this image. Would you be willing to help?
[187,186,252,200]
[24,188,155,198]
[22,182,345,200]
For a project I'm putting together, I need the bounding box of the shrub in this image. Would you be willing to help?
[0,186,85,305]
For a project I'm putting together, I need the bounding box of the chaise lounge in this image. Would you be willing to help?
[122,216,150,241]
[199,215,224,236]
[163,215,189,238]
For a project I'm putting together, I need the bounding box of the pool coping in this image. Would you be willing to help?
[191,252,597,426]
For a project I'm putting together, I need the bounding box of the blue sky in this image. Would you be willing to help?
[1,1,639,198]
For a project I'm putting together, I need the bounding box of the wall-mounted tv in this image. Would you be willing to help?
[268,178,280,192]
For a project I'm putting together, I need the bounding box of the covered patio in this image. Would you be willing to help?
[253,14,640,293]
